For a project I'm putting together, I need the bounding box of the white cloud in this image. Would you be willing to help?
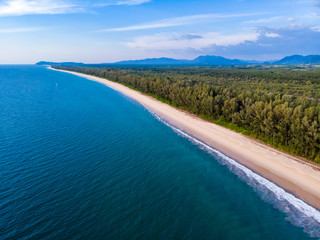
[0,0,150,17]
[311,26,320,31]
[244,16,282,24]
[0,27,43,33]
[94,0,150,7]
[100,13,265,32]
[0,0,81,16]
[112,0,151,5]
[125,32,259,50]
[265,32,280,38]
[287,17,296,22]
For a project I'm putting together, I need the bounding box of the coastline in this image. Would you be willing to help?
[50,67,320,211]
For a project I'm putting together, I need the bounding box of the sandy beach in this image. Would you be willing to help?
[52,67,320,211]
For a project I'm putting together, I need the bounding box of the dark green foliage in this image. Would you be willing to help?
[54,65,320,162]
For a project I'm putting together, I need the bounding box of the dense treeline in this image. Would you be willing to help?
[54,65,320,163]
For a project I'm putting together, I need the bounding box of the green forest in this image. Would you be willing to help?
[54,65,320,163]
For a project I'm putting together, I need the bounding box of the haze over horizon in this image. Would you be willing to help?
[1,0,320,64]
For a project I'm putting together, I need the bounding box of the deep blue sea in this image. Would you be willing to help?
[1,65,320,240]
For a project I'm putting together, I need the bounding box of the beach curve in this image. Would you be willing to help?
[50,67,320,212]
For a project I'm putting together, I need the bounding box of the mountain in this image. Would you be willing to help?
[114,55,254,66]
[274,55,320,65]
[115,54,320,66]
[191,55,252,65]
[36,54,320,67]
[36,61,85,66]
[115,57,190,65]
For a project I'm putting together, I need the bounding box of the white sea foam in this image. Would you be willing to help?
[152,112,320,239]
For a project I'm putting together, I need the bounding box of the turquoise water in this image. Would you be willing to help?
[0,65,319,239]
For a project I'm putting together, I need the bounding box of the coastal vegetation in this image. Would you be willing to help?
[54,65,320,163]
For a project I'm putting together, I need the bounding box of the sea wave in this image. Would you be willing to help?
[151,112,320,239]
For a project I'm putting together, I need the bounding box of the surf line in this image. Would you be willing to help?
[150,111,320,238]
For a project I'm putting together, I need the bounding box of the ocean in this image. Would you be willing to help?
[0,65,319,239]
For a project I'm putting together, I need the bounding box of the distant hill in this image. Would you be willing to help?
[36,61,85,66]
[115,57,190,65]
[115,54,320,66]
[36,56,256,66]
[115,55,254,66]
[274,55,320,65]
[36,54,320,67]
[191,55,252,65]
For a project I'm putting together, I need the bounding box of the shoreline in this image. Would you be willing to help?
[50,67,320,211]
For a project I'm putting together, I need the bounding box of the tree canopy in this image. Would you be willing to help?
[54,65,320,163]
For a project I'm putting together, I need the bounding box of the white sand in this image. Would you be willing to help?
[52,67,320,210]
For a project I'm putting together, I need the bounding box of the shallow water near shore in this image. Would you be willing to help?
[0,65,319,239]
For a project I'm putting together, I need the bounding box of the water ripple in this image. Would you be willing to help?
[152,112,320,239]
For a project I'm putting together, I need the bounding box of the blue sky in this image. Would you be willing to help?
[0,0,319,63]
